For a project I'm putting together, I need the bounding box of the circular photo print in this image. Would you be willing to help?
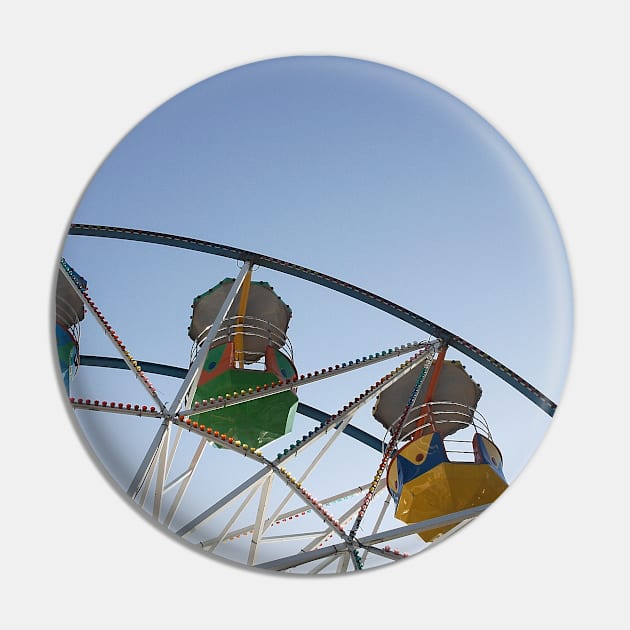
[54,55,573,574]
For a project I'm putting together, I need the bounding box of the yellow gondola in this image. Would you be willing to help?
[373,352,508,542]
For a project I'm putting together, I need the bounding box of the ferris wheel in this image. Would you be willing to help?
[56,223,556,574]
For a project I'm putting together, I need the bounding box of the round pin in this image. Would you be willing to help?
[54,55,573,575]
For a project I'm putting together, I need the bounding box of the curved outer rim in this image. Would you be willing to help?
[67,223,556,417]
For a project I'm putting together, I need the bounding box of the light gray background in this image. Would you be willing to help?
[2,2,628,628]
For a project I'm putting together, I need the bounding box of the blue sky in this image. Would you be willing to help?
[59,55,573,570]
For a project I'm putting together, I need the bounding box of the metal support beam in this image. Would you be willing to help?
[152,424,171,520]
[358,503,490,546]
[202,484,261,552]
[59,258,167,413]
[176,468,271,537]
[256,503,489,571]
[256,543,350,571]
[163,437,206,528]
[127,420,169,499]
[248,475,273,566]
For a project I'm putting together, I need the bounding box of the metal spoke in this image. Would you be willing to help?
[247,475,274,566]
[127,421,169,499]
[152,424,171,520]
[163,437,207,528]
[176,467,271,537]
[164,425,184,481]
[59,258,167,412]
[202,484,261,553]
[338,551,352,573]
[362,494,392,562]
[307,554,339,575]
[301,481,386,552]
[357,504,490,546]
[259,531,330,543]
[138,447,158,508]
[255,542,350,571]
[178,340,432,418]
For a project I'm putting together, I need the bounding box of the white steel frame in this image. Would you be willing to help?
[62,257,491,573]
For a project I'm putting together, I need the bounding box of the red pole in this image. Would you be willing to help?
[414,344,447,437]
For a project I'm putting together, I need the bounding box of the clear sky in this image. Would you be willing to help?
[59,55,573,571]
